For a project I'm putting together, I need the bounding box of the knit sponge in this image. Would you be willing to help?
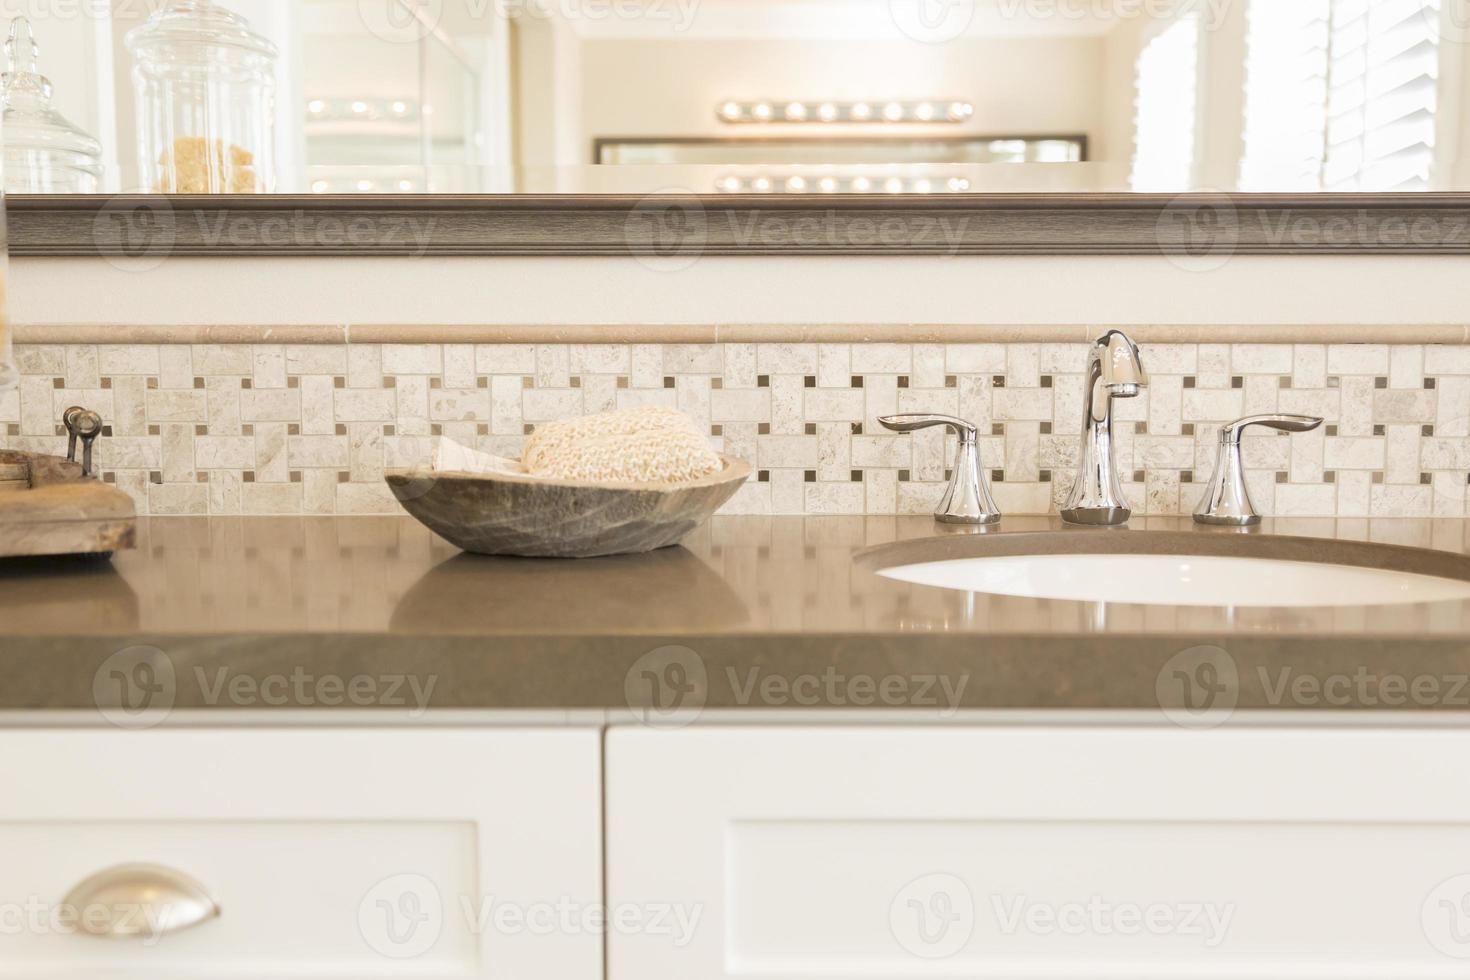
[521,406,725,484]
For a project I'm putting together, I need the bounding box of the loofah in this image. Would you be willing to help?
[522,407,724,484]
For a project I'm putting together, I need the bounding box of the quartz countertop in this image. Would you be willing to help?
[4,515,1470,714]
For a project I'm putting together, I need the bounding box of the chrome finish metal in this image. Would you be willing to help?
[61,863,220,939]
[878,414,1001,525]
[1060,330,1148,525]
[62,406,85,463]
[62,406,103,477]
[1194,414,1324,525]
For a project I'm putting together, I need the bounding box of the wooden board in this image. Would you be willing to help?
[0,454,137,560]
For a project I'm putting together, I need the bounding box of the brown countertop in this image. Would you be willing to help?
[3,515,1470,714]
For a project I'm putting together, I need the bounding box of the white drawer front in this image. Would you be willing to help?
[0,728,602,980]
[606,726,1470,980]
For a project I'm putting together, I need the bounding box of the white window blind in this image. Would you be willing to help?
[1241,0,1441,191]
[1131,14,1202,192]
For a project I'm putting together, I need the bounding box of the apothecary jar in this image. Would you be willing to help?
[126,0,277,194]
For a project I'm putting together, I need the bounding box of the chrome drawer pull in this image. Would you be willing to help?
[62,863,220,939]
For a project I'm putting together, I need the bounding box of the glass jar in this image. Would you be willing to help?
[126,0,277,194]
[2,17,104,194]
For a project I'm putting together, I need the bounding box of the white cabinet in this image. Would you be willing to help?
[0,727,602,980]
[606,725,1470,979]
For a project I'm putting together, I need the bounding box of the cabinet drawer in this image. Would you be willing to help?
[0,727,601,980]
[607,725,1470,980]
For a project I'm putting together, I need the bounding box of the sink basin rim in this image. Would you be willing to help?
[858,529,1470,609]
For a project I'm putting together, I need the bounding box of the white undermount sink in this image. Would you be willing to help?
[879,553,1470,608]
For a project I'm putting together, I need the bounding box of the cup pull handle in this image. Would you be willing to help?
[62,864,220,939]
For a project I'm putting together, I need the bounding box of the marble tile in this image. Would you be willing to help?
[3,341,1463,518]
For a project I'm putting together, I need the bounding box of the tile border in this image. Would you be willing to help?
[14,323,1470,345]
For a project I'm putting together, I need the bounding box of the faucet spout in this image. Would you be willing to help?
[1061,330,1147,526]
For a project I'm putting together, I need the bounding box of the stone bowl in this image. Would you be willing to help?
[385,455,751,558]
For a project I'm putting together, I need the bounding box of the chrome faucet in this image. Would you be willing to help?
[878,414,1001,525]
[1194,414,1323,525]
[1061,330,1148,526]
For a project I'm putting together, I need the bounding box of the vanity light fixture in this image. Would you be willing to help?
[715,174,972,194]
[309,176,422,193]
[715,100,974,124]
[304,97,422,122]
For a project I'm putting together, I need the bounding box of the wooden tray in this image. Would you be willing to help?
[0,451,137,560]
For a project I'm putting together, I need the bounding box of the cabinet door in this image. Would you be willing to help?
[607,725,1470,979]
[0,727,602,980]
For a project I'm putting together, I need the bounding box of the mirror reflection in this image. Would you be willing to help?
[3,0,1467,195]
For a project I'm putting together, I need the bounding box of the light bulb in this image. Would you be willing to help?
[884,177,904,193]
[817,103,838,122]
[785,103,807,121]
[392,101,409,115]
[397,179,414,192]
[356,179,375,192]
[818,177,838,192]
[752,176,773,191]
[311,179,329,193]
[308,99,326,114]
[883,102,904,122]
[948,101,972,120]
[851,176,872,192]
[720,101,742,121]
[915,103,935,121]
[752,102,773,121]
[786,176,807,191]
[914,179,933,193]
[851,102,871,121]
[947,177,970,192]
[718,176,741,192]
[351,101,369,115]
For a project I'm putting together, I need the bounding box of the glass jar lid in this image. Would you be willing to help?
[1,17,103,162]
[125,0,279,60]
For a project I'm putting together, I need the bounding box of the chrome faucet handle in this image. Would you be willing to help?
[1194,414,1324,526]
[878,414,1001,525]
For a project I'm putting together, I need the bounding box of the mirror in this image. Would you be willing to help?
[4,0,1468,196]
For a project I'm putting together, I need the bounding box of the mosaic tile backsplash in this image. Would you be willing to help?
[1,342,1467,518]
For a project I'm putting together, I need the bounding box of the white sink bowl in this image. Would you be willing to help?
[880,553,1470,608]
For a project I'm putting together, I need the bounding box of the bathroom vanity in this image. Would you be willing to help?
[3,514,1470,979]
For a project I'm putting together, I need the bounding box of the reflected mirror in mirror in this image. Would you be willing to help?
[2,0,1467,195]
